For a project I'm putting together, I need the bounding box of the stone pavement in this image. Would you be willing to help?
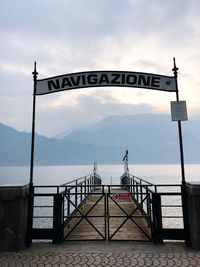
[0,241,200,266]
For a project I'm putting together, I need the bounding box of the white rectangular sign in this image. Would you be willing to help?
[35,71,176,95]
[171,101,188,121]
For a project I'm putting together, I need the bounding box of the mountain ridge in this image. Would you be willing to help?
[0,113,200,165]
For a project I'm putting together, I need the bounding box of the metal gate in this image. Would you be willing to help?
[107,189,152,241]
[30,183,187,244]
[29,175,188,244]
[63,185,152,241]
[63,188,107,241]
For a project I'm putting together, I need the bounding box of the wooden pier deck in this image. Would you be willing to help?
[64,188,151,241]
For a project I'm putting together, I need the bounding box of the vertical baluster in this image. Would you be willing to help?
[146,186,150,218]
[140,183,143,210]
[75,180,78,208]
[80,183,83,202]
[87,179,89,195]
[67,189,70,216]
[136,182,139,203]
[84,177,87,199]
[133,179,135,200]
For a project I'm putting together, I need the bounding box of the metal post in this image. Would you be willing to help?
[26,62,38,246]
[106,192,109,240]
[75,181,78,208]
[146,187,150,218]
[67,190,70,216]
[84,178,86,199]
[30,62,38,188]
[172,58,185,184]
[172,57,191,246]
[133,180,135,199]
[152,193,163,244]
[136,182,139,203]
[140,182,143,210]
[80,183,83,202]
[53,193,63,243]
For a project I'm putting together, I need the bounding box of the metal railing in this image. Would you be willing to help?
[62,173,101,217]
[30,172,185,244]
[31,172,101,242]
[121,173,184,243]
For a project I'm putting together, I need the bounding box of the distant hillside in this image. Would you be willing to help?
[0,114,200,165]
[0,123,31,165]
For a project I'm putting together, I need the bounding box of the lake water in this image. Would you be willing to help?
[2,164,199,230]
[0,164,200,185]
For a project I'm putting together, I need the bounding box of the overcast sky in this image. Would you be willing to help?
[1,0,200,137]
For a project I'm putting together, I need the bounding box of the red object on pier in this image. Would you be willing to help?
[112,192,131,200]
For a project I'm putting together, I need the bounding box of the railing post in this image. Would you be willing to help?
[152,193,163,244]
[84,177,87,199]
[133,180,135,199]
[90,175,92,191]
[53,193,63,243]
[140,183,143,210]
[106,192,109,240]
[145,186,149,216]
[75,181,78,207]
[80,184,83,202]
[26,185,34,246]
[182,182,191,246]
[136,183,139,203]
[87,179,89,194]
[147,190,151,218]
[67,189,70,216]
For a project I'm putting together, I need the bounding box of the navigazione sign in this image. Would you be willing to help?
[30,61,183,189]
[36,70,176,95]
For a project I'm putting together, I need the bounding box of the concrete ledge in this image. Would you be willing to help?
[186,182,200,250]
[0,185,29,200]
[0,184,29,252]
[187,182,200,195]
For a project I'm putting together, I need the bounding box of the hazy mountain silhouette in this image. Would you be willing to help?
[0,114,200,165]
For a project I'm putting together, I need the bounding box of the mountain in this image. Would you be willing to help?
[0,123,30,165]
[0,114,200,165]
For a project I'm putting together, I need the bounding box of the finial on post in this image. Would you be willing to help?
[32,61,38,81]
[172,57,179,78]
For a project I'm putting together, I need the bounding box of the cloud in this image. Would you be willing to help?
[1,0,200,136]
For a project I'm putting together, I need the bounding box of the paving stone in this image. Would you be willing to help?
[1,242,200,266]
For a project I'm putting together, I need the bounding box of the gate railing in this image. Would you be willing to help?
[63,185,106,241]
[106,184,153,241]
[121,173,184,243]
[61,173,101,219]
[63,184,153,241]
[31,172,101,242]
[29,173,185,244]
[152,184,184,243]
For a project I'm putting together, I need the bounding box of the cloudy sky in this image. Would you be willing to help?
[1,0,200,137]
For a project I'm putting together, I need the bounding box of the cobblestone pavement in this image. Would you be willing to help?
[0,242,200,266]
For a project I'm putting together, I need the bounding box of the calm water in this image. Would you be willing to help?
[0,164,200,185]
[2,164,199,230]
